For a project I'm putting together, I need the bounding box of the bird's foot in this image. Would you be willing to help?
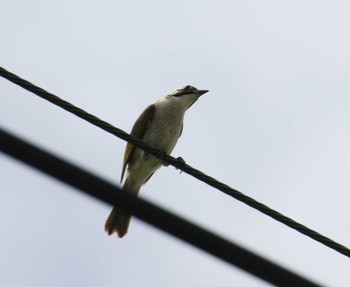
[175,157,186,173]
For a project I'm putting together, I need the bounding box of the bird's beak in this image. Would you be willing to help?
[195,89,209,96]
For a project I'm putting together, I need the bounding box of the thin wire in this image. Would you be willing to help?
[0,126,323,287]
[1,66,349,259]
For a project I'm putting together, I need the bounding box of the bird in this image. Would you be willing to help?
[104,85,208,238]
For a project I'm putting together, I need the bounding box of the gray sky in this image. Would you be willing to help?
[1,1,350,286]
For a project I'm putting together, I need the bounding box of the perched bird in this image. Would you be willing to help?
[104,85,208,238]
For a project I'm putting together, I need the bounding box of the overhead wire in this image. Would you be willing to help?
[0,66,349,259]
[0,126,322,287]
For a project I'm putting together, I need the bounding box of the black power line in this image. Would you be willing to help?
[0,127,323,287]
[0,66,349,260]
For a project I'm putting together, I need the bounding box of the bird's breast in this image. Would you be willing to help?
[142,101,185,154]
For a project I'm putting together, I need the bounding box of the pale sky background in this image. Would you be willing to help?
[1,1,350,286]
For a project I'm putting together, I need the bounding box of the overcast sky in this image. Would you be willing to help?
[1,1,350,286]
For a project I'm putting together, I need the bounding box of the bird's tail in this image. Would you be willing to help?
[104,178,141,238]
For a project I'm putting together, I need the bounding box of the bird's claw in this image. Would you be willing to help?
[175,157,186,173]
[176,157,185,165]
[160,155,185,172]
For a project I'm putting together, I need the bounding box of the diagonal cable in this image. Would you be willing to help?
[1,66,349,259]
[0,127,323,287]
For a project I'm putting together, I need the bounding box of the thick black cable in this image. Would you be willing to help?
[0,127,323,287]
[0,66,349,260]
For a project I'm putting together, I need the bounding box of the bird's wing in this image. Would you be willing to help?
[120,104,156,182]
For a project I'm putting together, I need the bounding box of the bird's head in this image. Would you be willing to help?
[167,85,208,109]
